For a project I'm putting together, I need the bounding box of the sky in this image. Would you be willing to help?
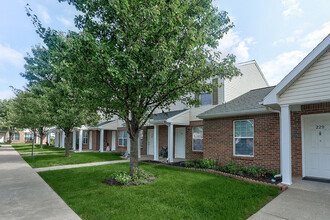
[0,0,330,100]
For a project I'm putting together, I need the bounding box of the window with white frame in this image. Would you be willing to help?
[118,131,128,146]
[83,131,88,144]
[12,133,20,141]
[24,133,33,141]
[234,120,254,156]
[192,127,203,151]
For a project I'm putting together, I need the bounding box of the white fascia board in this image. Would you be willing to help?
[198,109,271,119]
[263,34,330,106]
[166,109,190,123]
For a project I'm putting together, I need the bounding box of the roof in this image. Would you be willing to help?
[198,86,275,119]
[236,60,269,87]
[263,34,330,105]
[152,109,188,121]
[96,120,114,127]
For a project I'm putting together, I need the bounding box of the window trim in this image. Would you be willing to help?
[233,119,254,157]
[83,131,88,144]
[192,126,203,152]
[24,133,33,142]
[118,131,128,147]
[12,133,20,141]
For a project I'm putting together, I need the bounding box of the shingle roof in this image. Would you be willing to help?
[97,120,114,127]
[198,86,275,119]
[152,109,187,121]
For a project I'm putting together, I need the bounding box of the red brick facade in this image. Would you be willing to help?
[203,113,281,172]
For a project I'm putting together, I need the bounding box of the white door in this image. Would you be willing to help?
[147,129,154,155]
[175,127,186,159]
[111,131,116,151]
[304,114,330,179]
[0,133,4,143]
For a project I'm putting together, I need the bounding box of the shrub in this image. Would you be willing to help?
[132,168,154,185]
[184,159,216,169]
[110,171,131,185]
[184,160,195,168]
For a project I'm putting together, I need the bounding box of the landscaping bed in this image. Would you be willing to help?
[142,159,282,186]
[39,163,280,220]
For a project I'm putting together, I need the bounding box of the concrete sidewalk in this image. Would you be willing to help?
[34,159,129,172]
[249,178,330,220]
[0,145,81,220]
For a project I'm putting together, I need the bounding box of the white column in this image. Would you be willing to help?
[55,132,59,147]
[47,133,50,144]
[127,133,131,154]
[167,124,174,162]
[280,105,292,185]
[79,129,83,152]
[138,131,141,158]
[72,131,76,150]
[61,131,65,148]
[154,125,159,160]
[112,131,116,151]
[99,129,104,152]
[89,131,93,150]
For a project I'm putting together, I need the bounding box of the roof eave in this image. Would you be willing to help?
[198,109,272,119]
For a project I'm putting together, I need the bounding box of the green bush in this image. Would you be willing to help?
[132,168,154,185]
[110,171,131,185]
[184,159,216,169]
[184,160,195,167]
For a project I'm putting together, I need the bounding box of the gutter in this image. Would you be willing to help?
[198,109,272,119]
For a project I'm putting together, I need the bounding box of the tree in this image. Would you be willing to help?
[30,0,241,174]
[21,32,100,157]
[0,99,17,144]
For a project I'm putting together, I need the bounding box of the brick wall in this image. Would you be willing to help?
[291,102,330,176]
[203,113,281,172]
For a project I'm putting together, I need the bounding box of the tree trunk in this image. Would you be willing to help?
[32,131,36,149]
[129,130,139,176]
[64,131,72,157]
[8,131,13,144]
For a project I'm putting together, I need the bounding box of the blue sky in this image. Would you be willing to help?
[1,0,330,99]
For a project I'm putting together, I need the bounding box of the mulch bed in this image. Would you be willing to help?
[141,160,287,191]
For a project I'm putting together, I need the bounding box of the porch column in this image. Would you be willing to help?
[55,131,59,147]
[61,131,65,148]
[127,133,131,154]
[72,131,76,150]
[154,125,159,160]
[99,129,104,152]
[167,123,174,162]
[138,131,141,158]
[79,129,83,152]
[89,131,93,150]
[280,104,292,185]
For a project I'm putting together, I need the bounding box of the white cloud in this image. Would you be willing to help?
[215,30,255,62]
[0,44,25,70]
[261,50,306,85]
[0,90,15,100]
[299,22,330,49]
[37,5,51,24]
[282,0,302,16]
[57,16,74,28]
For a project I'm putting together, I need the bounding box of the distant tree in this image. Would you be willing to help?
[0,99,17,144]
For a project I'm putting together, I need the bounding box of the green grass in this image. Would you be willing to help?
[39,163,280,220]
[12,143,66,153]
[22,152,123,168]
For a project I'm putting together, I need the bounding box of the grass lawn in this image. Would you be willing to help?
[12,143,123,168]
[39,163,280,220]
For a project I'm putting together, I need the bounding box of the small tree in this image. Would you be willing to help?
[0,99,18,144]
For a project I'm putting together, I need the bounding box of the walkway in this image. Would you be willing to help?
[249,178,330,220]
[35,159,129,172]
[0,145,81,220]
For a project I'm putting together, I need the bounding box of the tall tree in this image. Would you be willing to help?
[0,99,17,144]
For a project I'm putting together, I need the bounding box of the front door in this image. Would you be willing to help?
[175,127,186,159]
[147,129,154,155]
[304,114,330,179]
[0,133,4,143]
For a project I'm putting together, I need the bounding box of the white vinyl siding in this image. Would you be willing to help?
[280,49,330,104]
[225,61,268,102]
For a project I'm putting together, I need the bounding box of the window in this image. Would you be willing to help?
[192,127,203,151]
[234,120,254,156]
[12,133,20,141]
[200,93,212,105]
[83,131,88,144]
[118,131,128,147]
[24,133,33,141]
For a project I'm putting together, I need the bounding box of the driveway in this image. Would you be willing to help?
[0,145,81,220]
[249,178,330,220]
